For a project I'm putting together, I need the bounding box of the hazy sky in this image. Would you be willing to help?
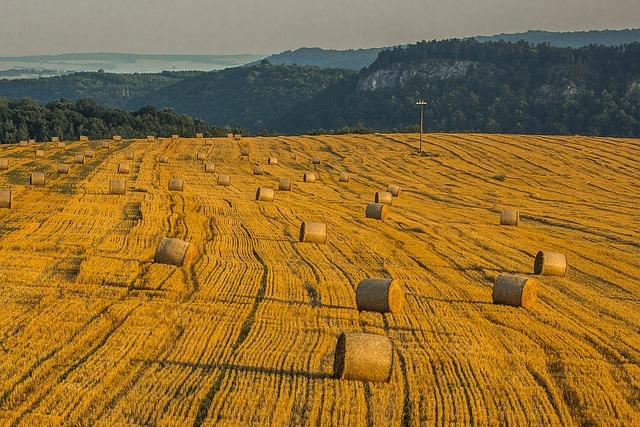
[2,0,640,55]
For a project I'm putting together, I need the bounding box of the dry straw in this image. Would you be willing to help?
[311,156,321,165]
[253,165,264,175]
[240,146,250,156]
[303,172,316,183]
[339,172,350,183]
[218,175,231,186]
[85,150,95,158]
[0,158,9,170]
[268,157,278,165]
[500,209,520,226]
[375,192,393,205]
[493,274,538,308]
[57,141,66,149]
[102,141,111,148]
[333,333,392,382]
[118,163,130,174]
[57,164,70,174]
[80,136,89,142]
[366,203,388,220]
[299,221,327,244]
[154,237,190,266]
[35,150,45,158]
[75,154,85,164]
[197,152,206,161]
[534,251,567,277]
[168,178,184,191]
[30,172,45,186]
[109,179,126,195]
[205,163,215,173]
[159,155,169,164]
[387,184,401,197]
[356,278,403,313]
[0,188,12,209]
[278,178,292,191]
[256,187,275,202]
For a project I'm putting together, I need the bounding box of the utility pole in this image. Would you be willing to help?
[416,100,426,155]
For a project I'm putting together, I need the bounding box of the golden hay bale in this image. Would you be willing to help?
[0,188,12,209]
[102,141,111,148]
[218,175,231,186]
[28,139,35,144]
[311,156,321,165]
[227,133,234,139]
[109,179,126,195]
[196,152,206,161]
[205,163,215,173]
[333,333,392,382]
[196,133,204,139]
[80,136,89,142]
[256,187,275,202]
[278,178,292,191]
[125,151,134,160]
[35,149,45,158]
[172,134,179,139]
[240,146,250,156]
[234,134,242,140]
[492,274,538,308]
[112,135,122,141]
[303,172,316,183]
[0,158,9,170]
[253,165,264,175]
[366,203,388,220]
[299,221,327,244]
[387,184,401,197]
[74,154,85,164]
[154,237,190,267]
[534,251,568,277]
[57,141,66,149]
[268,157,278,165]
[500,209,520,226]
[52,137,60,143]
[339,172,350,183]
[356,278,403,313]
[158,155,169,164]
[85,150,95,158]
[30,172,45,186]
[117,163,130,174]
[147,135,155,142]
[374,192,393,205]
[19,141,28,146]
[168,177,184,191]
[57,164,70,174]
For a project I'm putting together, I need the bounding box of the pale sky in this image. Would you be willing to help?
[2,0,639,56]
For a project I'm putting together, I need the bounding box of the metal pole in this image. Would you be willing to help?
[419,104,424,155]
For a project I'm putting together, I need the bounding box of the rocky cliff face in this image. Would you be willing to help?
[357,60,476,91]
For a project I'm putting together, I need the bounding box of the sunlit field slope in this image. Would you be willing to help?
[0,133,638,425]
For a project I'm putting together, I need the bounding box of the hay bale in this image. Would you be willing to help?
[196,152,206,161]
[30,172,45,186]
[256,187,275,202]
[374,192,393,205]
[74,154,85,164]
[492,274,538,308]
[339,172,350,183]
[125,151,134,160]
[253,165,264,175]
[217,175,231,186]
[102,141,111,148]
[28,139,35,144]
[109,179,126,195]
[227,133,234,139]
[205,163,215,173]
[57,164,70,174]
[18,141,28,146]
[333,333,392,382]
[299,221,327,244]
[366,203,388,220]
[147,135,155,142]
[85,150,95,158]
[118,163,130,174]
[196,133,204,139]
[112,135,122,141]
[500,209,519,226]
[303,172,316,183]
[57,141,66,149]
[52,137,60,143]
[205,139,214,146]
[356,278,403,313]
[268,157,278,165]
[80,136,89,142]
[159,155,169,164]
[35,149,45,158]
[172,134,179,140]
[0,188,12,209]
[154,237,190,267]
[387,184,401,197]
[0,158,9,170]
[311,157,321,165]
[234,134,242,140]
[168,178,184,191]
[240,146,250,156]
[278,178,292,191]
[534,251,568,277]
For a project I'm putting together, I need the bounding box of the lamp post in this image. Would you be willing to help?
[416,100,426,155]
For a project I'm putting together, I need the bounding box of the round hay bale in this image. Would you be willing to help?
[500,209,519,226]
[118,163,130,174]
[339,172,350,183]
[356,278,403,313]
[30,172,45,186]
[387,184,401,197]
[534,251,568,277]
[333,333,392,382]
[80,136,90,142]
[196,152,206,161]
[102,141,111,148]
[168,178,184,192]
[374,192,393,205]
[303,172,316,183]
[268,157,278,165]
[158,155,169,164]
[147,136,155,142]
[256,187,275,202]
[0,188,12,209]
[0,158,9,170]
[74,154,85,164]
[365,203,388,220]
[492,274,538,308]
[35,150,45,158]
[299,221,327,244]
[311,157,321,165]
[85,150,95,158]
[154,237,190,267]
[57,164,70,174]
[205,163,215,173]
[278,178,292,191]
[240,146,250,156]
[253,165,264,175]
[110,179,126,195]
[125,151,134,160]
[218,175,231,186]
[57,141,66,149]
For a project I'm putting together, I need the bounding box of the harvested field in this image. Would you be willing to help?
[0,133,638,425]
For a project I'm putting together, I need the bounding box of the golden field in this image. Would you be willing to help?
[0,133,638,425]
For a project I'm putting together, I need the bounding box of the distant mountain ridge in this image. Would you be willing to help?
[475,28,640,48]
[260,47,384,70]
